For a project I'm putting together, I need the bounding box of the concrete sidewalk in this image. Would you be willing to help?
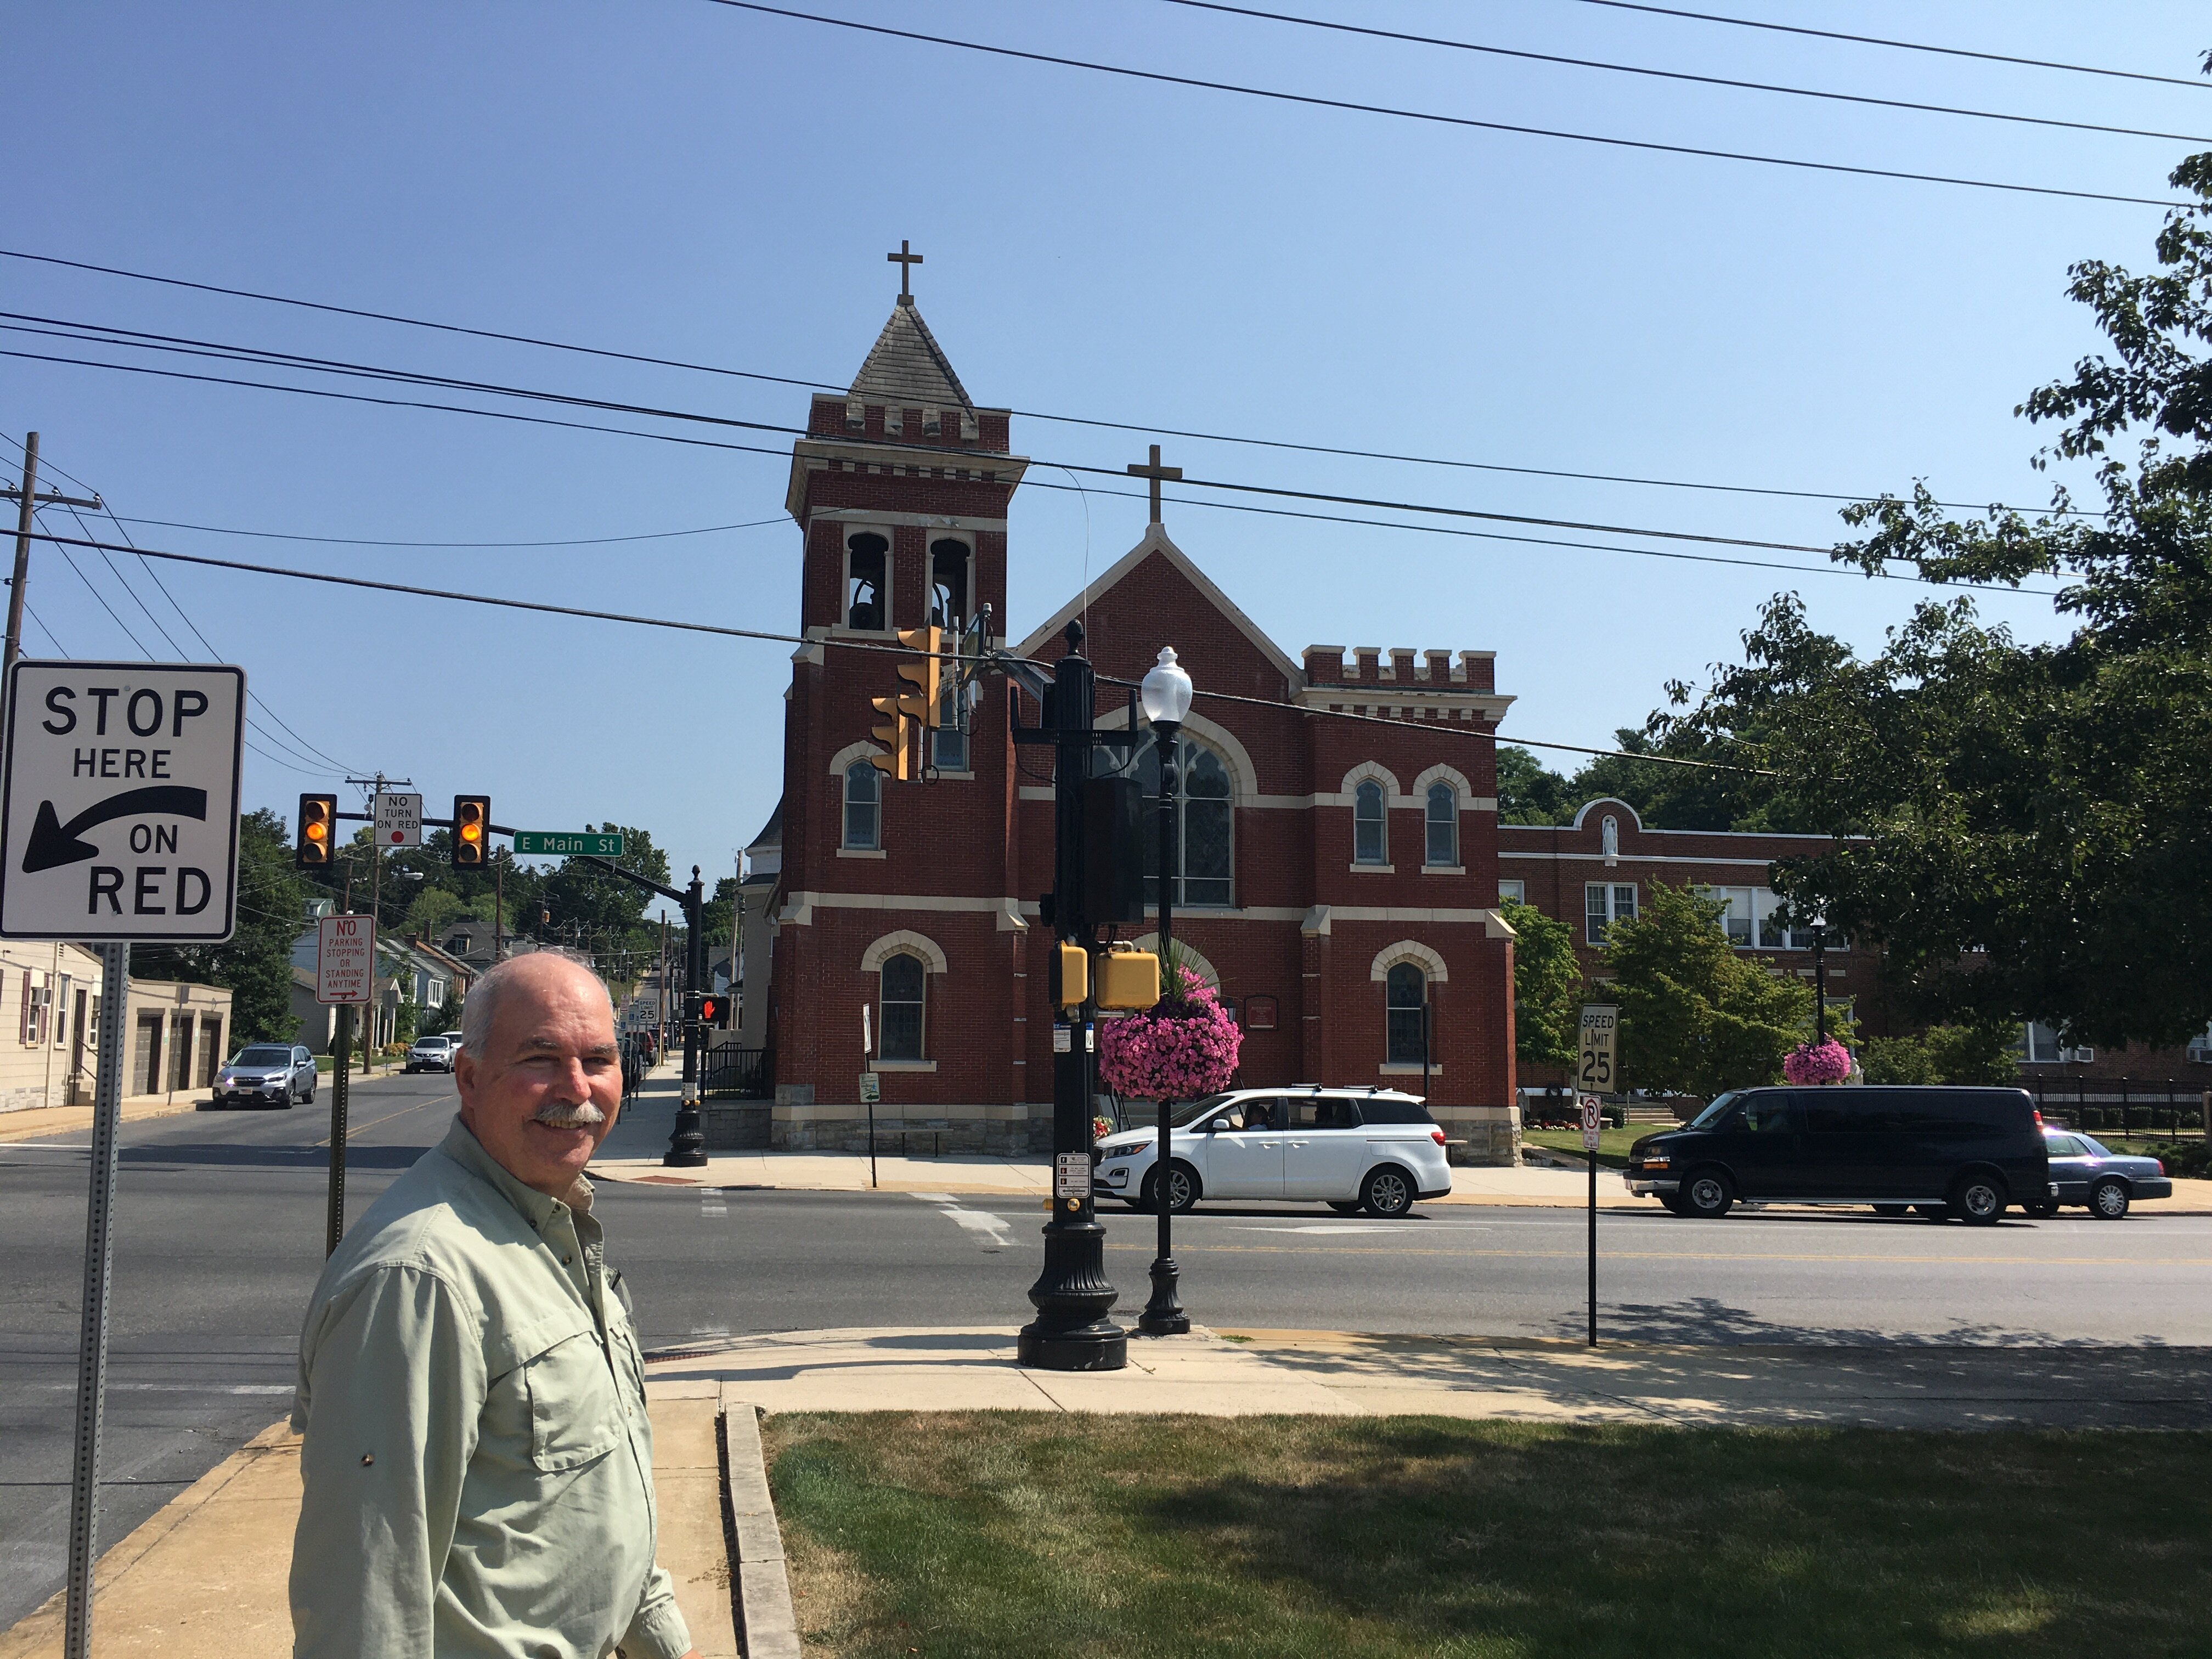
[645,1323,2212,1430]
[0,1397,739,1659]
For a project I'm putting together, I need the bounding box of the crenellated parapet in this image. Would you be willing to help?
[1300,645,1499,695]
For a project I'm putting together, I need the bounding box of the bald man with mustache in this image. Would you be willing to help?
[290,951,697,1659]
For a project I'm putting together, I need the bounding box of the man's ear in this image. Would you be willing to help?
[454,1049,482,1116]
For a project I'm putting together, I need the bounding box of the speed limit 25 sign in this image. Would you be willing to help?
[1577,1004,1620,1093]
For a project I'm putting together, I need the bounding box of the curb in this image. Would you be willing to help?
[721,1395,802,1659]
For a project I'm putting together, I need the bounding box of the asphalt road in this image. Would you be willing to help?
[5,1072,2210,1628]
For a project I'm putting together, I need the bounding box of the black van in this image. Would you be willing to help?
[1623,1087,2052,1224]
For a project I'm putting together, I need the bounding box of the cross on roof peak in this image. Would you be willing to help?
[887,239,923,303]
[1127,443,1182,526]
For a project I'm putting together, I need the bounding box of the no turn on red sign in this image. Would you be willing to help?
[0,661,245,941]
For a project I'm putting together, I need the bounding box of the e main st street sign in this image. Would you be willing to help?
[514,830,624,857]
[0,661,245,941]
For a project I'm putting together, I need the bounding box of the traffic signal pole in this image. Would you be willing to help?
[1014,622,1133,1372]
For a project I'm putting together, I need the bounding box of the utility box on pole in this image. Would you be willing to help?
[1082,775,1146,926]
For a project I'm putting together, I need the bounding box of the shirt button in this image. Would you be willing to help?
[561,1255,573,1266]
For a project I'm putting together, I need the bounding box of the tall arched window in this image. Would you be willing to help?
[1139,735,1234,907]
[928,538,969,629]
[879,952,925,1060]
[846,530,888,630]
[1425,782,1458,866]
[1386,963,1427,1063]
[1353,780,1387,865]
[843,760,880,849]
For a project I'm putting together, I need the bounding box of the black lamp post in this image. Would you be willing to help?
[1811,911,1829,1045]
[1137,645,1193,1337]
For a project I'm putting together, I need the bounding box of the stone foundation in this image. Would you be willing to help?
[1434,1105,1521,1167]
[772,1114,1034,1156]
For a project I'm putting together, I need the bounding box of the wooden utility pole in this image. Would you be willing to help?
[3,432,104,692]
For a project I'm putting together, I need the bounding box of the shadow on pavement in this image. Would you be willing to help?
[117,1142,431,1172]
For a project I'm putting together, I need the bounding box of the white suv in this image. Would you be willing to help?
[1096,1088,1453,1217]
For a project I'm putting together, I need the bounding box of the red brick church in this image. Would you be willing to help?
[739,285,1522,1162]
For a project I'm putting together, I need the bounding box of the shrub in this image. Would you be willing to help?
[1861,1035,1936,1085]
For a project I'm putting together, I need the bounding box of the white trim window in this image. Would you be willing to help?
[1424,782,1458,866]
[2020,1022,2094,1064]
[1586,882,1636,946]
[1353,780,1387,865]
[2188,1024,2212,1064]
[878,952,926,1061]
[843,760,881,850]
[1385,963,1427,1064]
[1498,879,1526,905]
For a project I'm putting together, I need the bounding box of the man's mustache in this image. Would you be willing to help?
[532,1099,607,1129]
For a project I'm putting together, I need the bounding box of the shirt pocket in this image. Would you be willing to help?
[522,1327,624,1473]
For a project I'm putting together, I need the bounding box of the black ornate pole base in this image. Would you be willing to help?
[663,1097,708,1167]
[1018,1218,1127,1370]
[1136,1254,1188,1336]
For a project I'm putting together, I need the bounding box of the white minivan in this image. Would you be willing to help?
[1095,1087,1454,1217]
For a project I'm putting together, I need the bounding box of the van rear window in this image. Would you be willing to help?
[1358,1099,1435,1125]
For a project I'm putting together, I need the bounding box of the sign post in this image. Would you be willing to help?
[1577,1005,1618,1352]
[317,914,375,1254]
[1,660,244,1659]
[860,1005,877,1190]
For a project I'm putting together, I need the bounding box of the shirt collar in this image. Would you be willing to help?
[438,1117,594,1232]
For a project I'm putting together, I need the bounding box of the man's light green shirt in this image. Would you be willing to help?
[291,1118,691,1659]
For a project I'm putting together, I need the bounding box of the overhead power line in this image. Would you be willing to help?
[1160,0,2211,143]
[15,528,1771,774]
[1563,0,2212,93]
[110,514,789,550]
[697,1,2186,208]
[3,342,2061,597]
[0,247,2102,520]
[0,328,2078,585]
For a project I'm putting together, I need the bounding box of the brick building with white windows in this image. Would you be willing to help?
[745,290,1523,1161]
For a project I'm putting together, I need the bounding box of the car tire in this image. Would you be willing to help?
[1680,1169,1733,1219]
[1872,1203,1911,1217]
[1360,1165,1416,1218]
[2089,1177,2130,1221]
[1327,1200,1363,1215]
[1949,1172,2006,1226]
[1140,1161,1199,1215]
[1658,1195,1690,1217]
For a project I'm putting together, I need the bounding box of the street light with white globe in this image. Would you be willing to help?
[1138,644,1194,1336]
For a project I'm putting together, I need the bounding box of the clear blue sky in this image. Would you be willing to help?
[5,2,2205,890]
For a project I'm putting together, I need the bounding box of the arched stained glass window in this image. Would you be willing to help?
[843,760,880,849]
[1425,782,1458,866]
[1139,736,1234,907]
[1353,780,1387,865]
[1386,962,1427,1064]
[879,952,924,1060]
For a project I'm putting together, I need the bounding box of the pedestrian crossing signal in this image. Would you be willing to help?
[684,991,728,1026]
[452,795,489,867]
[296,793,336,867]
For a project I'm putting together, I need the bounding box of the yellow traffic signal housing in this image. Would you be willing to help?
[1094,946,1160,1011]
[296,793,336,868]
[452,795,489,868]
[868,695,912,781]
[896,626,945,729]
[1049,940,1089,1008]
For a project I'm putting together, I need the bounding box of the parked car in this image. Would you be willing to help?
[210,1043,317,1109]
[1094,1087,1454,1217]
[1623,1086,2051,1224]
[2038,1128,2172,1220]
[404,1035,457,1074]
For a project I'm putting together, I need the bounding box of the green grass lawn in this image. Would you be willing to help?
[768,1414,2210,1659]
[1521,1126,1646,1168]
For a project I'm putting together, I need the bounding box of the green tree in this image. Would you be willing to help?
[1500,898,1580,1069]
[1861,1024,2021,1086]
[540,824,672,961]
[1496,747,1578,825]
[133,808,307,1043]
[699,875,741,947]
[1604,881,1813,1098]
[1659,147,2212,1052]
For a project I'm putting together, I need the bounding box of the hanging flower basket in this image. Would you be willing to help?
[1098,960,1242,1102]
[1782,1039,1853,1085]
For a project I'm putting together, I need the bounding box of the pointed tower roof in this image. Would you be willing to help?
[848,298,974,410]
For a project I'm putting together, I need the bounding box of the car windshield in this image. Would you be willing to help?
[413,1037,447,1048]
[234,1046,292,1067]
[1687,1091,1742,1130]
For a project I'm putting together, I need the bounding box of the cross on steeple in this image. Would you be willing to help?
[1126,443,1182,526]
[887,239,923,303]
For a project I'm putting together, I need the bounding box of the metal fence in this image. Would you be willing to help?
[2030,1077,2209,1141]
[702,1046,771,1099]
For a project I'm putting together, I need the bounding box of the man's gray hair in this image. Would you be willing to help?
[460,947,614,1058]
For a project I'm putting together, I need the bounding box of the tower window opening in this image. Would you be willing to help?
[847,531,889,630]
[929,539,970,630]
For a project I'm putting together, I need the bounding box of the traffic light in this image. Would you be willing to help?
[868,695,912,782]
[452,795,489,867]
[296,793,336,867]
[895,626,945,728]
